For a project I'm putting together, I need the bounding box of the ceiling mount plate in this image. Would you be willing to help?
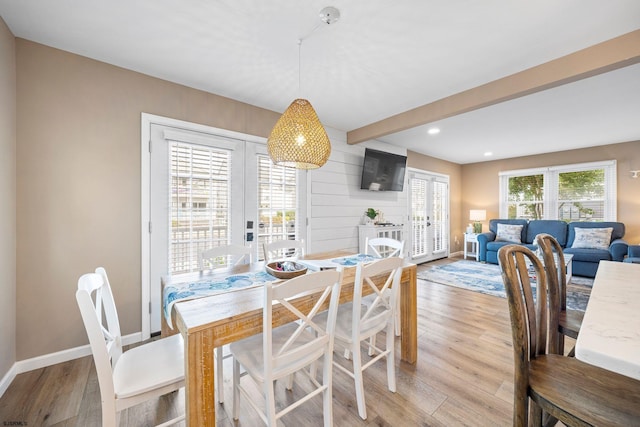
[319,6,340,25]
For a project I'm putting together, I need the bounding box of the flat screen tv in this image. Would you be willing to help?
[360,148,407,191]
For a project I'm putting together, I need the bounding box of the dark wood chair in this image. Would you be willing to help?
[534,233,583,356]
[498,244,640,426]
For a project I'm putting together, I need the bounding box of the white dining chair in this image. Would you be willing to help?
[199,244,252,403]
[316,256,403,420]
[230,270,342,426]
[263,238,305,262]
[200,244,252,271]
[76,267,185,427]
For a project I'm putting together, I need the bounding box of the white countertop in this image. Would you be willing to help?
[575,261,640,380]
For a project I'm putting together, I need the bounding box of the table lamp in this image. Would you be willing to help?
[470,210,486,233]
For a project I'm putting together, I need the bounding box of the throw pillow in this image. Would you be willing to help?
[571,227,613,250]
[496,223,523,243]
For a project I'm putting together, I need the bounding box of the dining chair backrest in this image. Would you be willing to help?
[77,268,124,371]
[76,267,185,426]
[264,269,341,380]
[200,244,252,271]
[263,239,305,262]
[499,245,552,362]
[352,257,403,345]
[365,237,405,258]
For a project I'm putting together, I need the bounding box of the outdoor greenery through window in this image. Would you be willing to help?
[500,161,616,222]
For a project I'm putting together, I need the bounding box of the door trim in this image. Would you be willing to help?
[407,167,450,265]
[140,113,265,338]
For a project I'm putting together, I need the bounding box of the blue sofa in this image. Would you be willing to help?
[477,219,627,277]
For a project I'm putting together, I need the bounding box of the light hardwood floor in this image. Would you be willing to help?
[0,256,574,426]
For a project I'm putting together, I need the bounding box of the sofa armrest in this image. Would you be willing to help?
[477,232,496,262]
[629,245,640,258]
[609,239,629,262]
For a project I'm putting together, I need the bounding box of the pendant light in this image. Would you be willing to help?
[267,7,340,169]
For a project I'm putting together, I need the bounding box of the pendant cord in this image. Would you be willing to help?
[298,39,302,98]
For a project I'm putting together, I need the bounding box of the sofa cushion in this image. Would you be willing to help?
[570,227,613,250]
[527,220,568,246]
[496,223,524,243]
[563,247,611,263]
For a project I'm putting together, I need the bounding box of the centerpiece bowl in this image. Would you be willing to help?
[265,261,308,280]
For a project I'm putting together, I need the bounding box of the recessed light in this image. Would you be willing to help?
[484,152,493,157]
[427,128,440,135]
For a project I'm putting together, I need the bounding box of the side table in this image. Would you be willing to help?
[464,233,479,261]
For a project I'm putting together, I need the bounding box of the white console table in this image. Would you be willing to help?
[358,225,404,255]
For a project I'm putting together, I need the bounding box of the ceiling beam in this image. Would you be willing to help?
[347,29,640,145]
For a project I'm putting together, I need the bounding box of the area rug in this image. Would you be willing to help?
[418,260,593,311]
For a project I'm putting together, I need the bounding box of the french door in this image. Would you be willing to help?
[145,115,305,334]
[408,169,449,264]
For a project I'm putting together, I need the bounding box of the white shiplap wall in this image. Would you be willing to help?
[306,126,409,254]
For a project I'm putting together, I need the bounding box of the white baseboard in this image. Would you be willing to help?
[15,332,142,374]
[0,363,17,398]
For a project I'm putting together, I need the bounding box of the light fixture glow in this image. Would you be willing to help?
[427,127,440,135]
[267,99,331,169]
[484,151,493,157]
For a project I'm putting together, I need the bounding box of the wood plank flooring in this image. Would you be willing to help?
[0,256,573,426]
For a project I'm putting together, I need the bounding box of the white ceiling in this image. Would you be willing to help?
[1,0,639,163]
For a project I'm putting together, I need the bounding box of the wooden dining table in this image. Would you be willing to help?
[575,260,640,380]
[162,250,418,427]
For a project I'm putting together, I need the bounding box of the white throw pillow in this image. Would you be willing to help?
[571,227,613,250]
[495,223,523,243]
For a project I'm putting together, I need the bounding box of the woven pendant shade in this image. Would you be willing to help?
[267,98,331,169]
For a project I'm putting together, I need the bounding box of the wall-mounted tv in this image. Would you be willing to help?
[360,148,407,191]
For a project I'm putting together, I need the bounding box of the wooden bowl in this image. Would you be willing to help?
[265,261,308,280]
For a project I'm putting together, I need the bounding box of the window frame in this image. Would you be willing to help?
[499,160,617,221]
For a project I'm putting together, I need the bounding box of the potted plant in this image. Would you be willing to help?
[363,208,378,225]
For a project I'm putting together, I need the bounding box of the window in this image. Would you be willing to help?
[170,142,231,274]
[257,155,298,261]
[499,161,616,221]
